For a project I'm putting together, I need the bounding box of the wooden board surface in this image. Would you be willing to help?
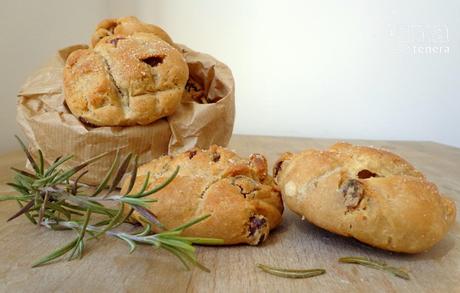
[0,135,459,292]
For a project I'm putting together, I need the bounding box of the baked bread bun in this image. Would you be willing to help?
[121,145,284,245]
[274,142,456,253]
[91,16,173,47]
[63,33,188,126]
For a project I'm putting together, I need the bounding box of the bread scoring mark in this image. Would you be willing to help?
[99,54,130,109]
[273,160,284,178]
[198,178,221,199]
[231,176,260,198]
[141,55,165,67]
[273,153,293,179]
[340,179,364,211]
[357,169,379,179]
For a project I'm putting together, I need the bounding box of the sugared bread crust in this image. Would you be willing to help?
[64,33,188,126]
[274,142,456,253]
[122,145,284,245]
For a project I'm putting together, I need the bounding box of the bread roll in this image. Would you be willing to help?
[122,145,284,245]
[63,33,188,126]
[91,16,173,47]
[274,142,456,253]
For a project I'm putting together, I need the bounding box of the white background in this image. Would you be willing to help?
[0,0,459,153]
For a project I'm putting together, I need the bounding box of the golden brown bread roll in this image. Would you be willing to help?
[274,142,456,253]
[91,16,173,47]
[63,33,188,126]
[121,145,284,245]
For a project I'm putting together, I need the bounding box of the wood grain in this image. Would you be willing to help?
[0,135,459,292]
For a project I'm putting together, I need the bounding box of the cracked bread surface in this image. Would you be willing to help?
[63,33,188,126]
[121,145,284,245]
[274,142,456,253]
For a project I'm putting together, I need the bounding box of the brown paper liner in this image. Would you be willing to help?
[16,44,235,185]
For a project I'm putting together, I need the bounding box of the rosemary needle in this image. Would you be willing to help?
[339,256,410,280]
[256,263,326,279]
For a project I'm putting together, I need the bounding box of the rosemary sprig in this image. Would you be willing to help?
[1,136,223,271]
[338,256,410,280]
[256,263,326,279]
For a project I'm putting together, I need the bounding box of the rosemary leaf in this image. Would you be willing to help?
[15,174,32,191]
[68,209,91,261]
[32,238,79,268]
[132,205,164,228]
[257,264,326,279]
[67,239,82,261]
[170,245,210,273]
[385,266,411,280]
[124,155,138,195]
[15,173,34,188]
[115,208,134,229]
[6,182,30,195]
[108,153,132,194]
[15,135,40,174]
[156,238,196,253]
[135,224,152,237]
[119,197,157,207]
[92,219,112,227]
[134,172,151,196]
[44,155,73,177]
[92,149,119,197]
[72,170,88,195]
[172,214,211,232]
[10,167,38,179]
[161,245,191,270]
[52,151,111,184]
[152,230,182,237]
[16,200,37,224]
[60,202,105,216]
[38,149,44,176]
[80,209,92,237]
[7,200,34,222]
[38,190,50,226]
[338,256,410,280]
[45,202,74,219]
[0,194,32,201]
[77,240,84,259]
[60,194,117,216]
[166,236,224,245]
[135,166,179,198]
[89,203,125,239]
[119,235,137,253]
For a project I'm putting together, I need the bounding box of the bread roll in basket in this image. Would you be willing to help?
[17,26,235,185]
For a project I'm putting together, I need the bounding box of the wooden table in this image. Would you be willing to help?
[0,135,459,292]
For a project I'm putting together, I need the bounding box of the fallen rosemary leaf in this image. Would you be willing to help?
[256,263,326,279]
[2,136,223,271]
[339,256,410,280]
